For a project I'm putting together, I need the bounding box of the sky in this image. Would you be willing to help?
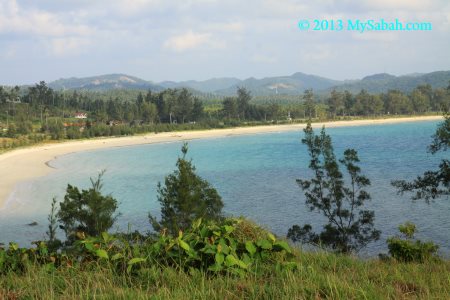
[0,0,449,85]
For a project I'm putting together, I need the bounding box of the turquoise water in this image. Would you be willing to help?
[1,120,449,256]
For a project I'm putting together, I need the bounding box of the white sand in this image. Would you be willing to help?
[0,116,443,207]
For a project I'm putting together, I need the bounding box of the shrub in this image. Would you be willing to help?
[149,143,223,235]
[387,222,439,262]
[66,127,81,139]
[0,218,294,277]
[288,123,380,253]
[57,171,119,244]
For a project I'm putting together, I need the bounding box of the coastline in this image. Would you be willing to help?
[0,115,442,207]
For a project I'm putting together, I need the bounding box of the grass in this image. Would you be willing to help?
[1,250,449,299]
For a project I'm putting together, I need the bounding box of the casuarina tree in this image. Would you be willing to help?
[149,143,223,235]
[288,122,380,253]
[57,171,119,243]
[392,113,449,202]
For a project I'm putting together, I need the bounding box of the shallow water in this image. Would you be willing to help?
[1,120,448,257]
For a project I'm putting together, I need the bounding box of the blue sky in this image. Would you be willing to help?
[0,0,449,85]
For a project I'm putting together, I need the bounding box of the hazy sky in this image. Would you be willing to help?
[1,0,449,85]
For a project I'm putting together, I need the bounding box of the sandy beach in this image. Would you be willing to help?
[0,116,443,207]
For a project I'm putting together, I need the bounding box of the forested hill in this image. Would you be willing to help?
[329,71,450,94]
[48,74,164,92]
[213,72,341,96]
[45,71,450,96]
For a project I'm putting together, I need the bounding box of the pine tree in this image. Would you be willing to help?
[57,171,119,242]
[288,123,380,253]
[149,143,223,235]
[392,113,449,201]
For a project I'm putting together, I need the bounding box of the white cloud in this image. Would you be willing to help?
[209,22,244,32]
[0,45,17,59]
[163,30,224,52]
[351,31,399,42]
[110,0,163,17]
[355,0,434,11]
[0,0,449,83]
[251,54,277,64]
[302,45,333,62]
[49,37,91,56]
[260,0,307,17]
[0,0,91,37]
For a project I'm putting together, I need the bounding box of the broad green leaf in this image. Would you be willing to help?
[84,243,94,251]
[192,218,202,229]
[128,257,146,265]
[257,239,273,250]
[237,259,248,269]
[208,263,223,272]
[225,254,238,267]
[179,240,190,252]
[242,253,252,265]
[245,241,257,256]
[101,232,110,242]
[200,227,209,238]
[273,241,291,253]
[111,253,123,261]
[219,239,229,255]
[223,225,234,234]
[267,232,276,242]
[95,249,109,259]
[9,243,18,251]
[215,252,224,265]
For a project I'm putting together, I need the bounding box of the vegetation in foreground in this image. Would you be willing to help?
[1,247,449,299]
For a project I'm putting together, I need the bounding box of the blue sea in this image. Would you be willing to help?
[1,120,448,257]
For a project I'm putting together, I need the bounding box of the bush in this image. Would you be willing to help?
[57,171,119,244]
[0,218,294,277]
[387,222,439,262]
[66,127,81,139]
[46,119,65,140]
[149,143,223,235]
[16,121,33,135]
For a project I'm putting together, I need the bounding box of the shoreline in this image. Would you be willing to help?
[0,115,442,207]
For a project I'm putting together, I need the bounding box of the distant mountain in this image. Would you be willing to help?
[46,71,450,96]
[48,74,164,92]
[159,78,241,93]
[329,71,450,94]
[214,72,342,96]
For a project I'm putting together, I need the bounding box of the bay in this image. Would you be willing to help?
[1,120,448,257]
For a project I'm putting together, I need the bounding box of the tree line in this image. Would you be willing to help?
[0,81,449,144]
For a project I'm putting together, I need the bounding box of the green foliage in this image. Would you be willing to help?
[392,113,449,201]
[16,120,33,135]
[145,218,294,276]
[1,251,450,299]
[57,171,119,243]
[288,122,380,253]
[0,241,55,275]
[66,126,81,139]
[0,218,293,279]
[398,222,416,239]
[46,198,62,252]
[46,118,65,140]
[237,87,251,120]
[387,222,439,262]
[303,89,315,118]
[149,143,223,235]
[6,123,17,137]
[1,80,448,153]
